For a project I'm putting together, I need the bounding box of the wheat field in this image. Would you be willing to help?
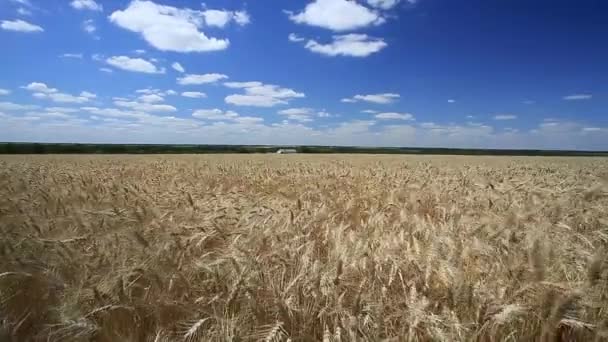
[1,154,608,341]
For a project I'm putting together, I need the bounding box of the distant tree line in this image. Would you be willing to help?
[0,142,606,157]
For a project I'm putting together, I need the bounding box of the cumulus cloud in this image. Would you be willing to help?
[366,0,401,9]
[375,112,414,120]
[342,93,400,104]
[278,107,317,122]
[297,34,387,57]
[171,62,185,73]
[114,100,177,112]
[177,73,228,85]
[45,107,79,113]
[33,93,92,104]
[494,114,517,120]
[0,89,11,95]
[1,19,43,32]
[361,109,378,113]
[135,88,175,97]
[447,99,456,103]
[138,94,164,103]
[224,81,305,107]
[192,108,263,124]
[181,91,207,98]
[3,111,607,150]
[21,83,95,104]
[563,94,592,101]
[109,0,248,52]
[70,0,102,11]
[192,108,238,120]
[202,9,250,28]
[99,67,113,73]
[22,82,57,93]
[80,91,97,99]
[0,101,39,111]
[288,0,384,31]
[106,56,164,74]
[233,11,251,26]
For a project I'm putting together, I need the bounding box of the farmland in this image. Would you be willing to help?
[1,154,608,341]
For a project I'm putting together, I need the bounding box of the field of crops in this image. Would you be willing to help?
[1,154,607,341]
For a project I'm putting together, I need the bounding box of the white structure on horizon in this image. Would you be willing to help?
[276,148,297,154]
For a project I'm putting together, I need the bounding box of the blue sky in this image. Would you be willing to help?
[1,0,607,149]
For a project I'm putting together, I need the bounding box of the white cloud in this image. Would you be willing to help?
[99,67,113,73]
[342,93,400,104]
[181,91,207,98]
[70,0,102,11]
[0,89,11,95]
[82,19,96,34]
[70,0,103,12]
[177,73,228,85]
[361,109,378,113]
[106,56,164,74]
[202,9,250,28]
[192,109,263,124]
[278,107,313,115]
[114,100,177,112]
[278,107,317,122]
[109,0,231,52]
[138,94,164,103]
[288,33,305,42]
[171,62,185,73]
[494,114,517,120]
[80,91,96,99]
[317,110,331,118]
[22,82,57,93]
[192,108,238,120]
[233,11,250,26]
[3,112,607,150]
[301,34,387,57]
[36,93,91,103]
[225,82,305,107]
[46,107,79,113]
[375,112,414,120]
[0,101,39,111]
[366,0,402,9]
[81,106,144,119]
[34,93,89,103]
[224,81,263,88]
[447,99,455,103]
[60,53,83,59]
[563,94,592,101]
[288,0,384,31]
[1,19,43,32]
[134,49,146,54]
[135,88,175,97]
[21,83,94,103]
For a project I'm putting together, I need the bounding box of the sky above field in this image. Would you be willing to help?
[1,0,607,150]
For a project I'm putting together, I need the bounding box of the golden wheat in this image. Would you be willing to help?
[0,154,607,341]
